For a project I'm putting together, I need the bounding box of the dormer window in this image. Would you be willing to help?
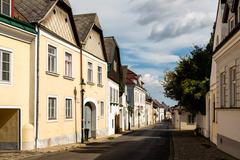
[229,16,235,32]
[0,0,11,16]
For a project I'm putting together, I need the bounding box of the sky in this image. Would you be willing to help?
[69,0,218,106]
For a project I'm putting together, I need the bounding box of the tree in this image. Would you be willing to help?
[163,36,213,115]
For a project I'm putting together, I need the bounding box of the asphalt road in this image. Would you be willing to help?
[28,122,171,160]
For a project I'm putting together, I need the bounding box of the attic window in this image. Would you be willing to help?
[89,36,92,39]
[65,18,68,23]
[0,0,11,16]
[53,9,56,14]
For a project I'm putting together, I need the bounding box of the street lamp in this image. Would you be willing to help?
[81,79,86,143]
[74,87,78,143]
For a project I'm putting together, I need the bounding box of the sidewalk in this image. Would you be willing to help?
[172,130,238,160]
[0,129,135,160]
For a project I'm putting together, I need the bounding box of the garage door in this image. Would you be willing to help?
[0,109,20,150]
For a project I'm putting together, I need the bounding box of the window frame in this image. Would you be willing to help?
[47,44,58,74]
[220,72,226,108]
[65,97,73,120]
[87,62,93,83]
[97,66,102,85]
[188,114,195,124]
[229,67,237,108]
[64,52,72,78]
[0,48,12,84]
[47,96,58,122]
[0,0,11,16]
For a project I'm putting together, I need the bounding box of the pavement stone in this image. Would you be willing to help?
[172,130,238,160]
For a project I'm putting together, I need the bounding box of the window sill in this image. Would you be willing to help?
[0,81,11,86]
[97,84,104,88]
[47,119,58,123]
[63,76,75,81]
[87,82,95,86]
[65,118,74,121]
[46,71,60,77]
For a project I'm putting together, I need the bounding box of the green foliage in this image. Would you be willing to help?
[163,36,213,115]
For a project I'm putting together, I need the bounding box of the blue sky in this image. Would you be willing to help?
[69,0,218,106]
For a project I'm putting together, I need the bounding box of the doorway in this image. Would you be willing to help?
[0,109,20,150]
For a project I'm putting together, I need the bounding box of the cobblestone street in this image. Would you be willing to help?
[172,131,238,160]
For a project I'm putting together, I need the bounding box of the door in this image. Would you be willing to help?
[0,109,20,150]
[85,106,92,138]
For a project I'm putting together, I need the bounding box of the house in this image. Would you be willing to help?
[120,66,130,131]
[126,69,146,128]
[74,13,109,139]
[0,3,37,150]
[153,100,166,122]
[172,106,196,130]
[208,0,240,158]
[104,36,122,135]
[14,0,82,149]
[145,96,154,125]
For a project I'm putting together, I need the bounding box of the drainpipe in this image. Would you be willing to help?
[35,25,40,149]
[80,42,84,143]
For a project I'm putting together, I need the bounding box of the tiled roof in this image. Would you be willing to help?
[104,36,120,64]
[73,13,102,42]
[15,0,57,23]
[126,69,138,85]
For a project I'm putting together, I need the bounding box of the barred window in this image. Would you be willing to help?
[65,98,73,119]
[0,50,11,82]
[48,97,57,120]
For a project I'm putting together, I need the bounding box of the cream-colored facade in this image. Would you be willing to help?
[82,49,108,138]
[209,0,240,158]
[81,30,108,138]
[0,15,36,150]
[35,4,82,148]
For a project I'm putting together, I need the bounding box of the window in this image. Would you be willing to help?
[213,94,216,123]
[188,114,195,124]
[87,62,93,82]
[0,0,11,16]
[48,97,57,120]
[110,87,113,103]
[230,67,236,107]
[100,101,104,116]
[229,16,235,32]
[48,45,57,73]
[65,98,72,119]
[98,66,102,85]
[113,88,116,103]
[113,60,117,72]
[0,50,11,82]
[65,53,72,77]
[116,90,119,103]
[220,72,226,107]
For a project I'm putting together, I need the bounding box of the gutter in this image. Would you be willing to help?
[35,25,40,149]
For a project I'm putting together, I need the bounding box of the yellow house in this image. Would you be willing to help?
[74,13,109,138]
[15,0,82,149]
[0,7,36,150]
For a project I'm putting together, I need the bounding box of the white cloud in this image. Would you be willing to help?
[69,0,217,106]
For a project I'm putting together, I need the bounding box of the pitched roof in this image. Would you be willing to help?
[104,36,121,65]
[126,69,138,85]
[73,13,102,42]
[15,0,57,23]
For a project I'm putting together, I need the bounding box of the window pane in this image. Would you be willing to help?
[2,0,10,16]
[2,71,9,81]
